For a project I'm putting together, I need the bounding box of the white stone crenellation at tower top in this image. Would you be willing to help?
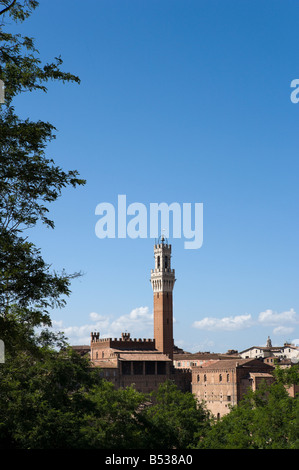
[150,239,176,293]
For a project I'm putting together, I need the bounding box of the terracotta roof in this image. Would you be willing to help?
[174,353,222,360]
[111,348,161,354]
[118,352,171,361]
[174,353,240,361]
[249,372,274,379]
[239,345,298,353]
[193,358,274,371]
[92,359,118,368]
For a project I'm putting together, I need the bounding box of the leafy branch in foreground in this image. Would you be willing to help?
[0,0,85,350]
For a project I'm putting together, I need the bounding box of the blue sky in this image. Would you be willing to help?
[9,0,299,352]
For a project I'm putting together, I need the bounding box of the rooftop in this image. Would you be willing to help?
[193,358,274,371]
[174,352,240,361]
[117,352,172,362]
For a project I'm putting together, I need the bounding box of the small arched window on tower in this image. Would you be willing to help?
[165,255,168,269]
[157,256,160,269]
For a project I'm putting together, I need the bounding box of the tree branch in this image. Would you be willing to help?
[0,0,17,17]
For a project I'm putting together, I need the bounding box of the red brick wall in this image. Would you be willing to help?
[154,292,173,359]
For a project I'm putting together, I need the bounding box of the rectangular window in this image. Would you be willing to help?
[157,362,166,375]
[122,362,131,375]
[133,361,143,375]
[145,361,155,375]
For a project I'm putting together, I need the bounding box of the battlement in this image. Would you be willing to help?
[154,243,171,250]
[91,332,100,342]
[90,332,156,350]
[151,268,175,274]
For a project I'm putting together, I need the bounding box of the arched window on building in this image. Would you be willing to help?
[219,374,222,382]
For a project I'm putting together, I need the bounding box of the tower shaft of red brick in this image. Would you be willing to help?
[151,238,176,360]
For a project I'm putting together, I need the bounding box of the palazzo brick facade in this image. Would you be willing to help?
[83,238,191,394]
[192,358,275,419]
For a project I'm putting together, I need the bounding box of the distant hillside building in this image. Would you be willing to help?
[239,337,299,363]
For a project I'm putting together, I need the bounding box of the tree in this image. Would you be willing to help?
[139,380,211,449]
[0,347,107,448]
[80,383,147,449]
[0,342,152,449]
[0,1,85,353]
[0,1,37,20]
[273,362,299,386]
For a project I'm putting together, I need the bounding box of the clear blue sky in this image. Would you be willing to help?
[10,0,299,352]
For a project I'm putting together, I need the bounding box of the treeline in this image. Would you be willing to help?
[0,346,298,449]
[0,1,298,450]
[0,347,207,449]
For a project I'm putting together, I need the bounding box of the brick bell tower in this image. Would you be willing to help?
[150,236,176,360]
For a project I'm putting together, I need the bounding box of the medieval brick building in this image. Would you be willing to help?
[192,358,275,419]
[88,237,191,393]
[73,240,291,417]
